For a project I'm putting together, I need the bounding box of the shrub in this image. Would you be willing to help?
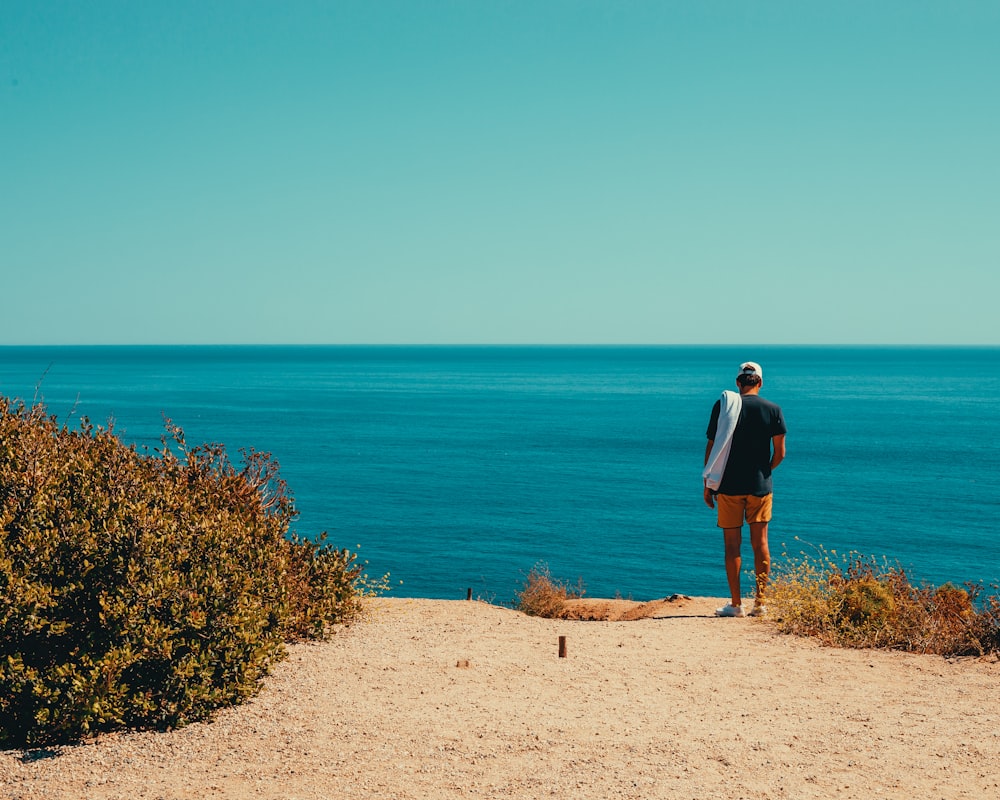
[0,398,367,748]
[515,563,584,618]
[766,539,1000,656]
[839,576,897,626]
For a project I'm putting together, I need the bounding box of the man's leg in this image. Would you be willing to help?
[722,527,743,607]
[748,521,771,601]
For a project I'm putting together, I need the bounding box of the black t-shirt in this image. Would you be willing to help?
[706,394,787,496]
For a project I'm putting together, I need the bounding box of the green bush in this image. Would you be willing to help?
[0,397,366,748]
[838,576,898,628]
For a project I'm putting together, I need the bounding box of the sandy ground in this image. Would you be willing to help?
[2,595,999,800]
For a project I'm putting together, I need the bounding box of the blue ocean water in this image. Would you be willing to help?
[2,345,998,602]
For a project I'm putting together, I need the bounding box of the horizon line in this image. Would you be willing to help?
[1,342,999,348]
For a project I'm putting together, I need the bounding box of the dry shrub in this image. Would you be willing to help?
[767,539,1000,656]
[515,563,585,618]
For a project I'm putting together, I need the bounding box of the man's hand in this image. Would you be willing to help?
[703,485,715,509]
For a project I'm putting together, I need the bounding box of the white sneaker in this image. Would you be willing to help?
[715,603,745,618]
[748,604,767,617]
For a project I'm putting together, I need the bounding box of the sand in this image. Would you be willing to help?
[2,596,999,799]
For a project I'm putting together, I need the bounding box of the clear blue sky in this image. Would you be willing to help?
[3,2,998,345]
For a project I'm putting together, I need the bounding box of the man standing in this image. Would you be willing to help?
[703,362,786,617]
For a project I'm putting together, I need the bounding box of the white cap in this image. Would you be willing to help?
[738,361,763,380]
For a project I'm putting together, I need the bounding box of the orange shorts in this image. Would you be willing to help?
[716,493,773,529]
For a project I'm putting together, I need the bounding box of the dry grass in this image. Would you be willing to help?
[512,546,1000,657]
[766,539,1000,656]
[515,563,586,618]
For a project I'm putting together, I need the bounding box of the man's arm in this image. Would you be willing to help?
[770,434,786,471]
[703,440,716,508]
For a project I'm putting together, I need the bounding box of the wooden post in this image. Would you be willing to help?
[558,635,567,658]
[466,588,472,601]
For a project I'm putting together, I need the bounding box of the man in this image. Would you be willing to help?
[703,361,786,617]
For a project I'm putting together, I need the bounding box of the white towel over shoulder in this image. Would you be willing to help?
[702,390,742,491]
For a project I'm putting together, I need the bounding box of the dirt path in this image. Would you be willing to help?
[3,597,999,799]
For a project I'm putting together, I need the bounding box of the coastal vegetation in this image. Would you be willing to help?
[515,562,585,618]
[515,548,999,657]
[0,397,369,748]
[766,540,1000,656]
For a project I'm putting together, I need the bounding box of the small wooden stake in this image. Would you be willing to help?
[558,635,567,658]
[466,588,473,601]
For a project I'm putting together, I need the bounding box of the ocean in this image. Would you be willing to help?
[2,345,998,603]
